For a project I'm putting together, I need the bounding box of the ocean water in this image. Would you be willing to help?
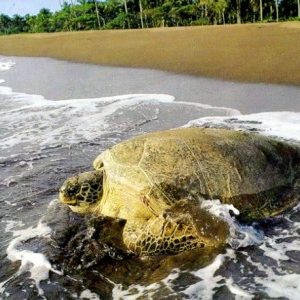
[1,57,300,299]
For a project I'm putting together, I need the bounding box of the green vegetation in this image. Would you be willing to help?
[0,0,299,34]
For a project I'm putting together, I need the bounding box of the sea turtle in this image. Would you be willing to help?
[59,128,300,256]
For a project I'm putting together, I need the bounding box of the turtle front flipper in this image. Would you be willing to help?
[123,200,229,256]
[64,215,129,269]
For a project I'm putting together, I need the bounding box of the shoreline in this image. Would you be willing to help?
[0,23,300,86]
[1,55,300,114]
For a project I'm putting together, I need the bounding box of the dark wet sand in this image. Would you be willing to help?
[1,56,300,114]
[0,23,300,86]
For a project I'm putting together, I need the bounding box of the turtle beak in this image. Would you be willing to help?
[93,156,104,170]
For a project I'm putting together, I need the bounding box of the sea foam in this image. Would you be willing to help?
[0,58,15,71]
[0,81,238,154]
[186,111,300,143]
[5,219,62,295]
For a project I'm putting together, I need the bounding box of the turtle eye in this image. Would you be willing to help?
[67,185,79,196]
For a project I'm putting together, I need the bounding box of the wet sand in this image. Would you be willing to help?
[0,23,300,86]
[1,56,300,114]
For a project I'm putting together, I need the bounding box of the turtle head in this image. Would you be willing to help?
[59,170,103,214]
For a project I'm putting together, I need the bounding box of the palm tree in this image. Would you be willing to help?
[123,0,131,28]
[260,0,263,21]
[94,0,101,29]
[139,0,144,28]
[274,0,279,21]
[236,0,241,23]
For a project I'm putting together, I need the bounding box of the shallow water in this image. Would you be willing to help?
[1,57,300,299]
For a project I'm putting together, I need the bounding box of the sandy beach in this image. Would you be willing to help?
[0,22,300,86]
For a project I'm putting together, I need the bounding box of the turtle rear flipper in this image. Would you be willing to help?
[229,186,300,221]
[123,200,229,256]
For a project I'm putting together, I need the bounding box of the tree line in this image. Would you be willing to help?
[0,0,299,34]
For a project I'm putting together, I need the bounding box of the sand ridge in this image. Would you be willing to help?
[0,22,300,85]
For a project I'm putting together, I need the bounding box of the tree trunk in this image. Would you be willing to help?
[213,16,217,25]
[298,0,300,17]
[274,0,279,22]
[222,11,225,24]
[124,0,130,28]
[70,0,77,31]
[270,5,273,19]
[260,0,263,21]
[124,0,128,14]
[139,0,144,28]
[236,0,241,24]
[94,0,101,29]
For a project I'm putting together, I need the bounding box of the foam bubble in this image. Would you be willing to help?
[172,99,240,116]
[246,255,300,300]
[112,250,253,299]
[79,289,101,300]
[201,200,263,249]
[183,253,226,298]
[3,219,25,233]
[186,111,300,142]
[6,220,62,295]
[113,282,163,299]
[0,58,15,71]
[179,249,251,299]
